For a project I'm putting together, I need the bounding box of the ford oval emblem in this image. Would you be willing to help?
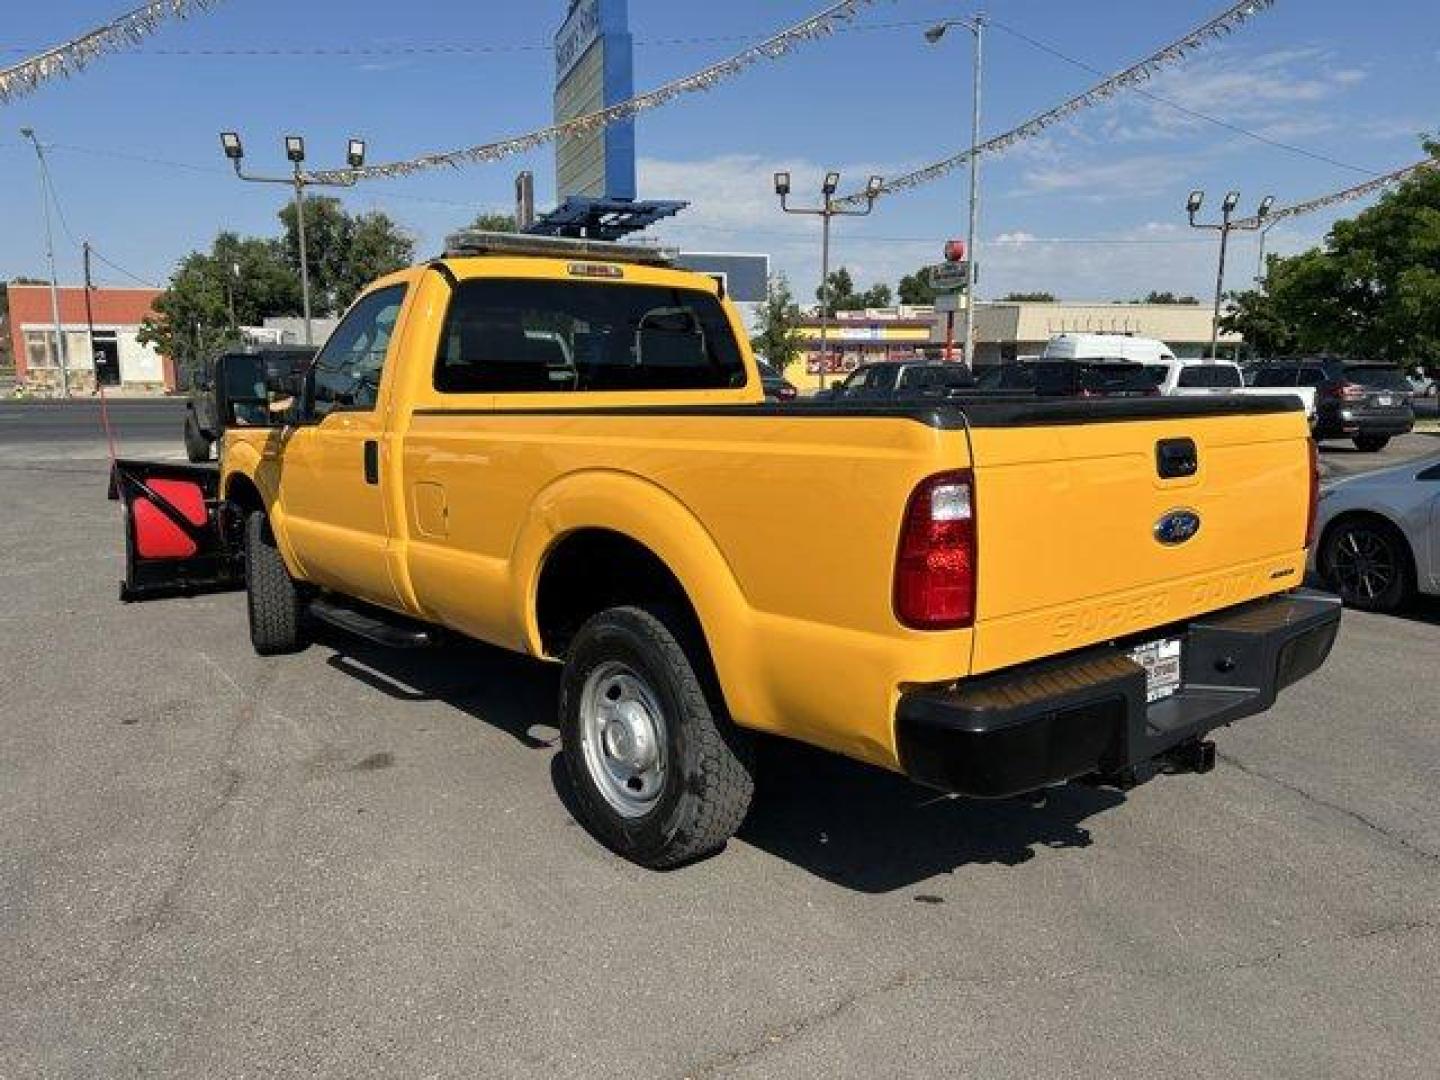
[1155,509,1202,546]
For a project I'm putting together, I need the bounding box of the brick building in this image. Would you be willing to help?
[6,284,175,392]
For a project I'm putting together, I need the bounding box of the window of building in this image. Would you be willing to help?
[24,329,55,369]
[434,278,746,394]
[311,284,408,416]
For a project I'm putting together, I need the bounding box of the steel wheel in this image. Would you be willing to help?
[578,661,669,819]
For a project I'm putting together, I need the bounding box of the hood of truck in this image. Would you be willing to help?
[965,407,1311,674]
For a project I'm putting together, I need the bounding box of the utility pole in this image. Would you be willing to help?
[83,242,98,392]
[774,171,884,390]
[220,132,367,346]
[21,128,69,397]
[925,13,985,366]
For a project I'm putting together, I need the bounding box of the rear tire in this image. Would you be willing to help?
[1354,434,1390,453]
[560,606,754,869]
[183,413,212,463]
[245,511,306,654]
[1320,516,1415,613]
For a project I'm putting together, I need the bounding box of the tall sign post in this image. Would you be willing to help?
[554,0,636,201]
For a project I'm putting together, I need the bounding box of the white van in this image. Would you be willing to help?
[1040,333,1177,366]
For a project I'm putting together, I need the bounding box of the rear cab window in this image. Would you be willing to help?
[434,277,746,394]
[1177,365,1243,389]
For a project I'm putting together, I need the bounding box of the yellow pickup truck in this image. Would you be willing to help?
[111,231,1340,867]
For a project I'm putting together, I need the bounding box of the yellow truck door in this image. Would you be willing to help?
[278,282,410,610]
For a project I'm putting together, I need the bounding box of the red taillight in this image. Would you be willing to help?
[1304,438,1320,548]
[895,470,976,630]
[1323,381,1365,402]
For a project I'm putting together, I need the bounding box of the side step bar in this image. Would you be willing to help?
[308,596,436,649]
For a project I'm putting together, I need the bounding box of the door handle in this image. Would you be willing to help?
[363,440,379,485]
[1156,438,1198,479]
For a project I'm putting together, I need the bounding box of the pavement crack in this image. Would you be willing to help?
[680,969,915,1078]
[1218,750,1440,866]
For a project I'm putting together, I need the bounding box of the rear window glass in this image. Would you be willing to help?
[1178,365,1242,388]
[1252,367,1295,387]
[1345,365,1409,391]
[435,278,745,394]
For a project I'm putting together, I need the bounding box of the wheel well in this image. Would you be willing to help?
[1319,510,1416,576]
[224,474,264,518]
[535,529,703,659]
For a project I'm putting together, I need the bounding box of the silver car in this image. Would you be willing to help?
[1313,454,1440,612]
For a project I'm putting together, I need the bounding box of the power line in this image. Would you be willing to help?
[0,19,936,58]
[987,19,1377,177]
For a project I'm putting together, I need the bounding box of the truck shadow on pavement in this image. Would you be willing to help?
[315,628,1126,892]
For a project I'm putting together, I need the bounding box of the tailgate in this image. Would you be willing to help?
[965,402,1311,674]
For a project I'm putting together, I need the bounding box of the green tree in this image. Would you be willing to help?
[138,234,301,379]
[1139,291,1200,305]
[750,273,806,374]
[1002,291,1056,302]
[897,268,937,306]
[278,198,414,315]
[1223,138,1440,361]
[469,212,518,232]
[816,265,857,316]
[860,283,893,308]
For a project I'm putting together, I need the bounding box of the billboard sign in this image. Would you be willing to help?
[554,0,636,201]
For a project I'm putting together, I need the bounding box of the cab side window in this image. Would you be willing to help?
[312,284,408,416]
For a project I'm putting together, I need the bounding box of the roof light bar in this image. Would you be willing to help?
[441,230,678,267]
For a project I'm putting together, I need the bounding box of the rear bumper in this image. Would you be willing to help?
[1313,406,1414,438]
[895,591,1341,798]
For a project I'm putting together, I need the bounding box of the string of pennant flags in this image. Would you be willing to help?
[305,0,880,184]
[1230,157,1440,229]
[0,0,223,105]
[834,0,1277,206]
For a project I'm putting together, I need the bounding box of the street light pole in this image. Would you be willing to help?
[1256,218,1280,285]
[774,171,884,391]
[926,13,985,366]
[20,128,69,398]
[1187,190,1274,361]
[220,133,367,346]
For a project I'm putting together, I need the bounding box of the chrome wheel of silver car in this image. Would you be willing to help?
[578,661,669,818]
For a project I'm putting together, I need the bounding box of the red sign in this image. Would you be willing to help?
[944,239,966,264]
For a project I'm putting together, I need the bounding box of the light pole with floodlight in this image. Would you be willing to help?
[774,171,883,390]
[925,13,985,366]
[1187,189,1273,361]
[219,132,366,345]
[20,127,70,397]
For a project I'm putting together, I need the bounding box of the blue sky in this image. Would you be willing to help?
[2,0,1435,304]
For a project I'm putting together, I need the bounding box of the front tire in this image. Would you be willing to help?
[1320,516,1415,613]
[183,413,212,463]
[560,606,754,869]
[245,511,306,654]
[1354,434,1390,453]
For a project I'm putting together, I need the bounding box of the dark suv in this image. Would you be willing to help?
[184,345,316,462]
[1251,358,1414,451]
[817,361,977,400]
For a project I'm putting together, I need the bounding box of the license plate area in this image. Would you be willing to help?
[1129,637,1183,703]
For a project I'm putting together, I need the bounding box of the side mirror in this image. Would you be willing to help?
[263,357,309,421]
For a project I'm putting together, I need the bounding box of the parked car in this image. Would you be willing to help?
[1314,453,1440,612]
[184,345,316,462]
[1408,367,1436,397]
[1041,333,1176,366]
[1138,357,1318,421]
[111,230,1336,869]
[1250,358,1414,451]
[817,360,976,400]
[756,360,797,403]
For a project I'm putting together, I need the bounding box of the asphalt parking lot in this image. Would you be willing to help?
[3,402,1438,1078]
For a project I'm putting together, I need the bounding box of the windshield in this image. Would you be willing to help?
[1345,365,1410,391]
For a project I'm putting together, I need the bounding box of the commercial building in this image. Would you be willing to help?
[792,306,936,391]
[962,299,1242,365]
[7,284,174,392]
